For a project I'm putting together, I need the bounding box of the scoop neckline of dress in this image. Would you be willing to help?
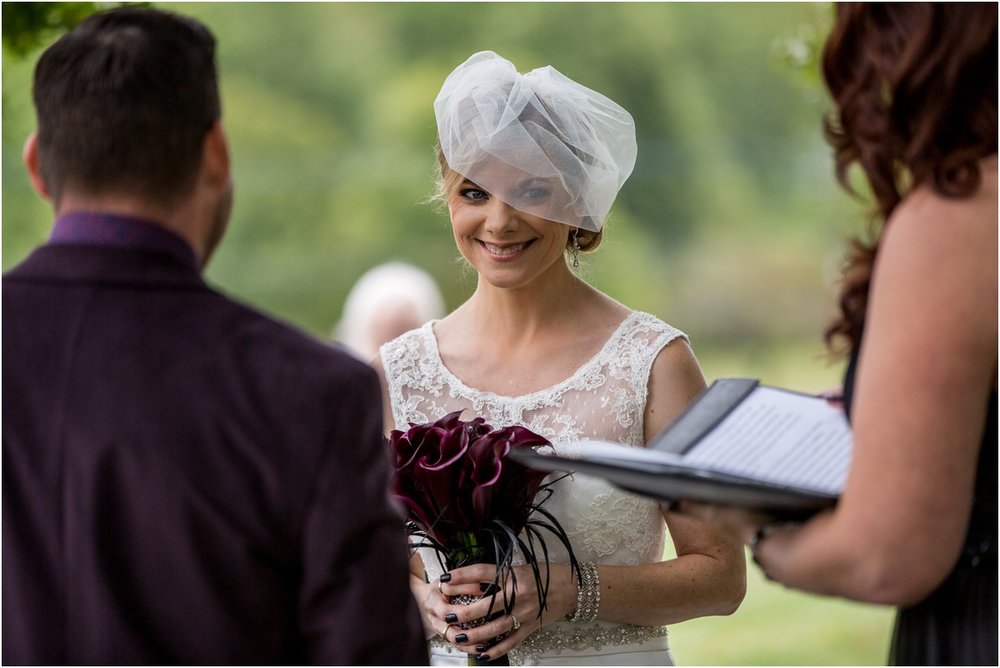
[421,310,644,402]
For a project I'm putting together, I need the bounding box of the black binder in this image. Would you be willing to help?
[511,378,851,517]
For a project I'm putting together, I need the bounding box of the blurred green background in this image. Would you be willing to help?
[2,2,892,663]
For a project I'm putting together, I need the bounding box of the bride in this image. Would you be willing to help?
[375,51,746,666]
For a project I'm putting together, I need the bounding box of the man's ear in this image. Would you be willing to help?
[202,121,230,191]
[22,132,52,202]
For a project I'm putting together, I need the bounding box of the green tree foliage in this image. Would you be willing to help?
[2,2,110,58]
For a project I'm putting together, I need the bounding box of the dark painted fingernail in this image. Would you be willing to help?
[445,613,458,624]
[439,572,452,582]
[455,633,469,643]
[475,654,491,664]
[475,644,487,652]
[479,582,498,594]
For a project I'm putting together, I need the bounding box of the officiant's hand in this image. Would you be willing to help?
[669,501,775,547]
[817,386,845,410]
[432,562,578,661]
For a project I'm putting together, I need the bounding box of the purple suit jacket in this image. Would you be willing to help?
[2,240,427,665]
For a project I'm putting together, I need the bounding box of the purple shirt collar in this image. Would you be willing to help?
[49,211,200,270]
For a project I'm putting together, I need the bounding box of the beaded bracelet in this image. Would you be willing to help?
[565,561,600,623]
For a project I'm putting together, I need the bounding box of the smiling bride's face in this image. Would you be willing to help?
[447,175,573,291]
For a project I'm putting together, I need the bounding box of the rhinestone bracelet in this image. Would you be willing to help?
[565,561,600,623]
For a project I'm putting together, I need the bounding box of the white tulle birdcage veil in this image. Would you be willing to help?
[434,51,637,232]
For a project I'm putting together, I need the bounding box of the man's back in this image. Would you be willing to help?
[2,240,426,664]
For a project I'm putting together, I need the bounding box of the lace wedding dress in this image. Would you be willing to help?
[380,311,687,666]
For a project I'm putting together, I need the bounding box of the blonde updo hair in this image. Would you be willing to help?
[432,142,604,255]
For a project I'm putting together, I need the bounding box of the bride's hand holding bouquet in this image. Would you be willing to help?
[431,560,580,663]
[389,411,579,664]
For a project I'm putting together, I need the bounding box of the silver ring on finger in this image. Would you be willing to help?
[510,613,520,631]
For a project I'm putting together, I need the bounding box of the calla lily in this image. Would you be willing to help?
[387,411,579,623]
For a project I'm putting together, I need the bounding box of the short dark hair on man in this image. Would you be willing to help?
[32,8,220,207]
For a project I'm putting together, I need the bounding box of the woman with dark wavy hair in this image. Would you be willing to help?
[685,3,997,665]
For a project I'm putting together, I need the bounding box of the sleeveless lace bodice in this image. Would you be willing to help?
[381,311,686,664]
[381,311,687,568]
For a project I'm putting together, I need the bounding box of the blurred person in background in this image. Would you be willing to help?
[682,3,997,665]
[376,50,745,665]
[2,8,426,664]
[335,261,445,362]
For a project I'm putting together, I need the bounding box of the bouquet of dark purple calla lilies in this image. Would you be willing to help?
[388,410,579,620]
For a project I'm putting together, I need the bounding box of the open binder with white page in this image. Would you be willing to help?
[511,378,853,517]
